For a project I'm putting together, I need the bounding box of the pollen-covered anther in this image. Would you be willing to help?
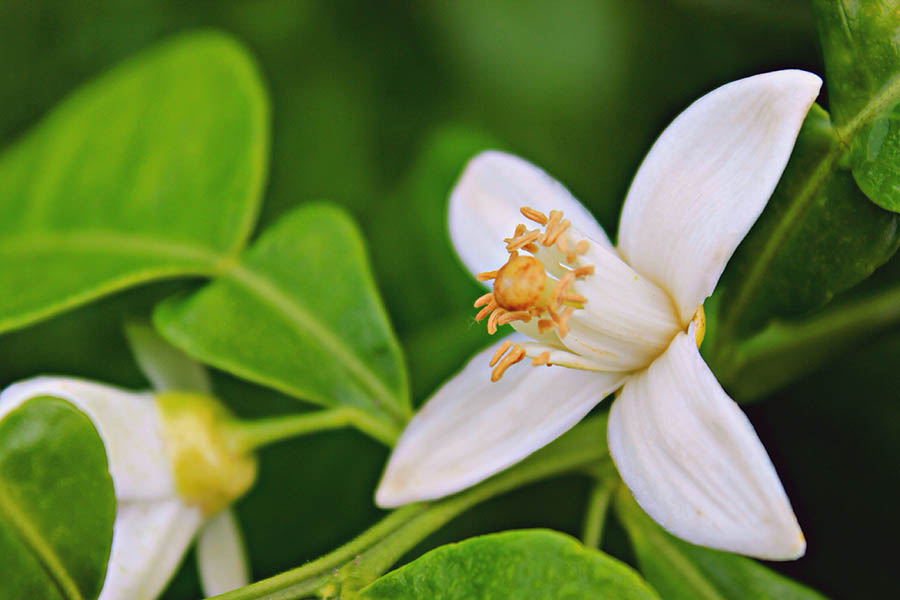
[487,307,506,334]
[489,340,513,367]
[491,343,526,382]
[537,319,555,334]
[497,311,533,326]
[476,270,498,282]
[505,228,542,252]
[520,206,548,225]
[532,351,551,366]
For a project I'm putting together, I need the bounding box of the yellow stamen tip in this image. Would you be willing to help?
[692,306,706,348]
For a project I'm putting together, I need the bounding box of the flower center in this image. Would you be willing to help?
[156,392,257,515]
[472,206,595,381]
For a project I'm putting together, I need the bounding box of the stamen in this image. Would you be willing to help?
[543,219,570,246]
[520,206,548,225]
[573,265,594,277]
[473,292,494,308]
[532,351,551,366]
[551,272,576,308]
[542,211,562,245]
[491,344,526,382]
[497,311,532,326]
[489,340,513,367]
[473,207,598,377]
[506,229,542,252]
[475,300,498,321]
[487,308,505,334]
[557,306,575,337]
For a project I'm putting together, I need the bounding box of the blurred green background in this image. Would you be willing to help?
[0,1,894,598]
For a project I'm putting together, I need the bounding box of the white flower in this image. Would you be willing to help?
[0,376,255,599]
[375,70,822,560]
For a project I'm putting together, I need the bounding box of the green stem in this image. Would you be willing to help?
[210,416,613,600]
[227,407,399,452]
[581,478,617,549]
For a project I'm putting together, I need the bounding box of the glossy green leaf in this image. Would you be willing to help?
[154,204,410,438]
[0,396,116,600]
[614,488,827,600]
[708,104,900,378]
[813,0,900,212]
[358,530,660,600]
[0,31,268,334]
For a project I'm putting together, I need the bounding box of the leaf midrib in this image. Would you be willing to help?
[0,229,405,423]
[225,263,404,422]
[718,74,900,343]
[0,481,85,600]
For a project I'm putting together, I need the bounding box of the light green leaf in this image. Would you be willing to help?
[154,204,410,439]
[358,530,660,600]
[0,31,268,334]
[0,396,116,600]
[813,0,900,212]
[614,487,828,600]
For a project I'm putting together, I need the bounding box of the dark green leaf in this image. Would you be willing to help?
[813,0,900,211]
[0,31,268,334]
[0,396,116,600]
[154,204,410,435]
[614,487,828,600]
[707,104,899,368]
[358,530,660,600]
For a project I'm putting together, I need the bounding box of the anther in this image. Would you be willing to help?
[575,240,590,255]
[550,272,576,308]
[489,340,512,367]
[487,308,505,334]
[475,300,498,322]
[557,306,575,337]
[477,270,498,282]
[573,265,594,277]
[474,292,494,308]
[491,344,526,382]
[537,319,555,333]
[532,351,551,366]
[544,219,570,246]
[497,311,532,326]
[521,206,548,225]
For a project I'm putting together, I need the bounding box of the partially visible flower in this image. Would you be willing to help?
[376,71,822,560]
[0,376,256,599]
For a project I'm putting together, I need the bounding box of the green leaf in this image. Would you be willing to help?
[154,204,410,439]
[358,530,660,600]
[0,396,116,600]
[708,104,900,380]
[813,0,900,212]
[614,487,828,600]
[0,31,268,334]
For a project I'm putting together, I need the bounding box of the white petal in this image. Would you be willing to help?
[449,150,612,281]
[0,376,175,500]
[617,70,821,324]
[197,509,250,596]
[124,321,212,393]
[99,499,205,600]
[376,335,627,507]
[607,326,805,560]
[538,228,682,372]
